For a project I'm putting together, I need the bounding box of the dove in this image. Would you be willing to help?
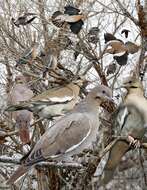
[100,76,147,185]
[52,6,84,34]
[6,79,84,119]
[104,33,140,65]
[7,84,113,184]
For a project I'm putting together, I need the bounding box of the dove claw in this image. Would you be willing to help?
[128,135,140,148]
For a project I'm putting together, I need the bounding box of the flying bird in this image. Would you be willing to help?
[121,29,130,38]
[12,13,37,27]
[52,6,84,34]
[8,75,33,145]
[6,79,84,119]
[104,33,140,66]
[7,84,112,184]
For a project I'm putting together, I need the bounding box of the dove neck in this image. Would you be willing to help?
[75,97,100,113]
[128,87,144,96]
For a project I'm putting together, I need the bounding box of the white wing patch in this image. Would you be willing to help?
[65,126,92,153]
[49,96,73,102]
[113,51,126,57]
[55,14,67,21]
[106,40,122,45]
[117,107,128,128]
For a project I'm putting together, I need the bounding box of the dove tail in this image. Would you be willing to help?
[7,165,29,184]
[6,104,31,112]
[100,141,129,185]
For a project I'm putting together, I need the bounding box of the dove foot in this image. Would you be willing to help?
[128,135,140,148]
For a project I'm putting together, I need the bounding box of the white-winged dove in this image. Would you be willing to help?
[12,13,37,27]
[9,75,34,144]
[100,104,146,186]
[104,33,140,65]
[121,77,147,124]
[100,76,147,185]
[7,84,112,184]
[52,6,84,34]
[6,79,84,119]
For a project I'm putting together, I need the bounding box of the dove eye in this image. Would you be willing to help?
[128,81,132,84]
[102,90,105,94]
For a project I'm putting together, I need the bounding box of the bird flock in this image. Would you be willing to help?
[1,4,146,188]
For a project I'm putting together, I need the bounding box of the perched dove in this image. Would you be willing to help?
[8,75,33,144]
[100,76,147,185]
[100,104,146,186]
[6,79,84,119]
[7,84,112,184]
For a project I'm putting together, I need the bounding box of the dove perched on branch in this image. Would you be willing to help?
[100,76,147,185]
[100,104,146,186]
[7,84,113,184]
[121,29,130,38]
[6,78,84,119]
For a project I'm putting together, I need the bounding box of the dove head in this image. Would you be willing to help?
[87,85,113,106]
[122,77,143,91]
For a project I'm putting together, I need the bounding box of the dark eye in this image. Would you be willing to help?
[129,81,132,84]
[102,90,105,94]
